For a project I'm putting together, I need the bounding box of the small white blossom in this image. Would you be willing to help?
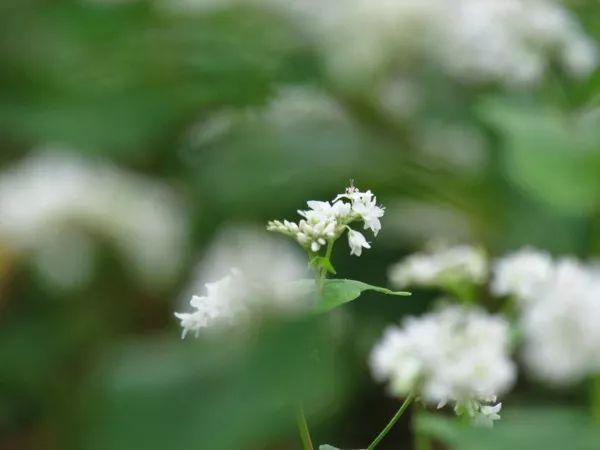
[347,229,370,257]
[472,403,502,428]
[336,188,385,236]
[491,247,554,303]
[370,304,515,426]
[389,244,488,289]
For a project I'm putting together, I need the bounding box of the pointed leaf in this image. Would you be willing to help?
[319,279,410,312]
[289,279,410,312]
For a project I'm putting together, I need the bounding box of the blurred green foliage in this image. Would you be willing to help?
[417,405,600,450]
[0,1,599,449]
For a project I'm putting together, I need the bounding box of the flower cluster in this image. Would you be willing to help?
[388,244,488,289]
[175,265,310,338]
[267,186,384,256]
[370,305,516,427]
[490,247,554,304]
[175,228,310,338]
[175,270,244,337]
[493,248,600,385]
[269,0,597,88]
[0,151,187,288]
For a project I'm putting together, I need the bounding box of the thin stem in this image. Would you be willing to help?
[296,406,314,450]
[324,239,334,261]
[367,393,414,450]
[317,239,335,291]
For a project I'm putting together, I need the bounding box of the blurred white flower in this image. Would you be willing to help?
[269,0,597,89]
[0,151,188,288]
[370,304,515,426]
[175,269,246,337]
[176,226,310,337]
[268,185,385,256]
[347,229,370,257]
[491,247,554,303]
[389,244,488,289]
[491,246,600,385]
[518,258,600,385]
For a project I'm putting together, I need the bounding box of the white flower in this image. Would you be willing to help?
[303,200,352,221]
[349,192,385,236]
[334,187,385,236]
[0,150,187,288]
[347,228,371,256]
[173,312,207,339]
[491,247,554,303]
[389,244,488,289]
[176,227,310,337]
[370,304,515,425]
[268,185,384,256]
[489,247,600,385]
[519,258,600,385]
[472,403,502,428]
[175,270,247,337]
[268,0,597,89]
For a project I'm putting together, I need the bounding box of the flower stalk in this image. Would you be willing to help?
[367,393,414,450]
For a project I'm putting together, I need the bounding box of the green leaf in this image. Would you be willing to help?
[319,445,342,450]
[289,279,410,312]
[82,318,348,450]
[415,405,600,450]
[479,100,600,216]
[319,279,411,312]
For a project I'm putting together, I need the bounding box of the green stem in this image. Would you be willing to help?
[296,406,314,450]
[317,239,335,291]
[367,393,414,450]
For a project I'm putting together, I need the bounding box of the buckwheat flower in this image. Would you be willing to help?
[302,200,353,221]
[350,192,385,236]
[473,403,502,428]
[268,185,384,256]
[268,0,597,90]
[520,259,600,385]
[334,187,385,236]
[175,270,246,337]
[347,229,370,257]
[173,312,206,339]
[389,244,488,289]
[491,247,554,304]
[0,150,187,288]
[176,227,310,337]
[370,304,515,426]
